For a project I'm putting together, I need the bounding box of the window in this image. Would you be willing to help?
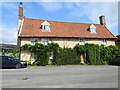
[79,38,85,45]
[41,38,49,45]
[42,25,50,31]
[41,20,50,32]
[89,24,96,34]
[30,38,37,45]
[102,39,107,45]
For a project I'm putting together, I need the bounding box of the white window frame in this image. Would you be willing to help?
[90,28,96,34]
[41,38,49,45]
[41,20,50,32]
[30,38,37,45]
[79,38,85,45]
[89,24,96,34]
[102,39,107,45]
[42,25,50,31]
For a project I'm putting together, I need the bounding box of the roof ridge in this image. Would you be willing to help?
[24,17,100,25]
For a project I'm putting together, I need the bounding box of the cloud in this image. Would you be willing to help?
[85,2,118,27]
[37,2,118,35]
[38,2,63,12]
[0,25,17,45]
[68,2,118,35]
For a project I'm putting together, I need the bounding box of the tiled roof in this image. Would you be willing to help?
[19,18,116,39]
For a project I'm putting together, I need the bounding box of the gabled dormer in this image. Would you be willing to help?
[89,24,96,34]
[41,20,50,32]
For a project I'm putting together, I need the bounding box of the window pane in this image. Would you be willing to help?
[30,38,37,45]
[80,38,85,45]
[41,39,49,45]
[102,39,107,45]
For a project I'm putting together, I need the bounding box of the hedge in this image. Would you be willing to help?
[55,48,80,65]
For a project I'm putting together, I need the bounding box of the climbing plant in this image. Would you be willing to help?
[20,42,120,66]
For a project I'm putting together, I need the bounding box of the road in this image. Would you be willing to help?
[2,65,118,88]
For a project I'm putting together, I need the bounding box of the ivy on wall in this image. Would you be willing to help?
[20,43,120,66]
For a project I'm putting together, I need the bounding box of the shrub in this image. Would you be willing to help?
[73,44,86,53]
[55,48,80,65]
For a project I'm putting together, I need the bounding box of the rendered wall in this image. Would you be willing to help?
[19,37,115,61]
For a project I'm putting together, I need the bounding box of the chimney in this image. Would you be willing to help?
[99,16,106,25]
[18,2,23,20]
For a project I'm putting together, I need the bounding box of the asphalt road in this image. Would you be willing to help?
[2,65,118,88]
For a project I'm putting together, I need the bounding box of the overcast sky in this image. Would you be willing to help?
[0,1,119,45]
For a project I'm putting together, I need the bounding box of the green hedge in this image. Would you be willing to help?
[55,48,80,65]
[85,44,102,65]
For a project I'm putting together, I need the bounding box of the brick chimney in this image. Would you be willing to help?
[18,2,23,20]
[99,16,106,25]
[17,2,24,48]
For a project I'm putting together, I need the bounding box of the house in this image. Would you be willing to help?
[17,3,116,63]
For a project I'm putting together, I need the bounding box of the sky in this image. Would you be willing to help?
[0,1,119,45]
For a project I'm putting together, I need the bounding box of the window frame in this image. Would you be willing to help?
[79,38,85,45]
[41,38,49,45]
[42,25,50,32]
[89,24,97,34]
[30,38,37,45]
[102,39,107,45]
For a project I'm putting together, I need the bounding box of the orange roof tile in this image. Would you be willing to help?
[19,18,116,39]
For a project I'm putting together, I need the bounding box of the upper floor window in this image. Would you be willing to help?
[89,24,96,34]
[79,38,85,45]
[30,38,37,45]
[102,39,107,45]
[41,38,49,45]
[41,20,50,32]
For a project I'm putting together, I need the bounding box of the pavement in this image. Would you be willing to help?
[2,65,119,88]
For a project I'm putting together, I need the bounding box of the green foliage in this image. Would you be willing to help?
[55,48,80,65]
[84,43,102,65]
[48,43,61,65]
[3,49,20,59]
[85,44,119,65]
[103,45,120,63]
[20,42,120,66]
[73,44,86,53]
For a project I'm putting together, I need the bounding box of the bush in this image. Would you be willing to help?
[55,48,80,65]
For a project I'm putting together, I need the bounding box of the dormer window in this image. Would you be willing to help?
[89,24,96,34]
[41,20,50,32]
